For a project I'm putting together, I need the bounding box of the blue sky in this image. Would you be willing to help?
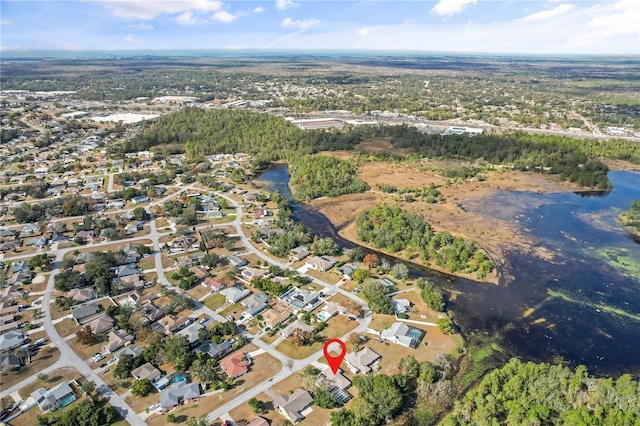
[1,1,638,54]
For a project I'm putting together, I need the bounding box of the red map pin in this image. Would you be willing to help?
[323,338,346,375]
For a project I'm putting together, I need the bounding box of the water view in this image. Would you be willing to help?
[254,166,640,376]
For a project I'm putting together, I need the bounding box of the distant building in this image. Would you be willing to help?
[273,388,314,423]
[380,322,425,348]
[220,352,249,379]
[159,382,201,409]
[345,347,381,374]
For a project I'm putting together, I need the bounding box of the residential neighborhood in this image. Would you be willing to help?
[0,106,457,426]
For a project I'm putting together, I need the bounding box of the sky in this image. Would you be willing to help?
[0,0,638,55]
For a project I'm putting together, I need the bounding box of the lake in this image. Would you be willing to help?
[254,166,640,376]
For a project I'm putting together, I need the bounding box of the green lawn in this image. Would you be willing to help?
[203,293,226,311]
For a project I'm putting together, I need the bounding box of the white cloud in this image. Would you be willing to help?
[282,17,319,30]
[357,27,377,37]
[432,0,477,17]
[1,19,13,26]
[253,6,266,13]
[96,0,222,20]
[523,4,574,21]
[176,11,202,26]
[129,22,154,31]
[123,34,140,43]
[276,0,298,11]
[212,10,237,23]
[565,0,640,51]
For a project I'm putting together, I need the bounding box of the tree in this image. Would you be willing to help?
[314,386,339,409]
[310,237,340,256]
[361,279,393,315]
[289,328,315,346]
[76,325,96,345]
[352,269,370,283]
[81,381,96,395]
[398,355,420,378]
[331,408,356,426]
[363,253,379,269]
[132,379,153,397]
[132,206,148,221]
[437,317,453,334]
[420,283,446,312]
[186,415,209,426]
[248,397,263,413]
[28,253,53,271]
[37,373,49,382]
[390,263,409,280]
[201,252,220,268]
[190,357,219,386]
[166,414,177,423]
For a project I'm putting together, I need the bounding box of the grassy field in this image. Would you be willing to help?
[203,293,227,311]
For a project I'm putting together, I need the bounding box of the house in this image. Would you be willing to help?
[159,315,191,333]
[131,195,150,205]
[291,246,310,262]
[281,319,314,338]
[124,223,139,234]
[140,301,166,322]
[241,267,267,281]
[338,263,358,279]
[0,330,25,352]
[28,236,47,249]
[220,352,249,378]
[87,315,115,334]
[273,388,314,424]
[75,230,96,244]
[263,304,292,329]
[305,256,337,272]
[114,264,142,277]
[113,274,145,292]
[177,322,205,345]
[220,285,251,303]
[31,382,76,412]
[75,250,95,263]
[189,266,210,281]
[0,352,21,372]
[202,277,225,292]
[319,368,352,391]
[317,302,348,322]
[104,329,134,353]
[380,322,425,348]
[345,347,381,374]
[227,255,247,267]
[392,299,412,315]
[0,302,20,316]
[115,344,143,359]
[10,260,29,274]
[241,293,269,318]
[281,288,322,311]
[195,339,233,360]
[68,286,97,303]
[159,382,201,409]
[19,223,40,238]
[70,302,101,323]
[131,362,162,382]
[170,234,197,251]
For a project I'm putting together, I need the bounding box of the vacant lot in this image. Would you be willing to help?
[277,315,358,359]
[228,391,288,425]
[203,293,226,311]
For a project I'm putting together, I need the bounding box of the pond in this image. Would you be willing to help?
[254,166,640,376]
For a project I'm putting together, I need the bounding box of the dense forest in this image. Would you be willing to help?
[289,155,369,200]
[122,108,639,193]
[443,358,640,425]
[356,204,493,278]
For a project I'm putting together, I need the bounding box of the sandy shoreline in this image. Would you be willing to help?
[306,153,636,286]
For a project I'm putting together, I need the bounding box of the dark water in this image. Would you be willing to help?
[254,166,640,376]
